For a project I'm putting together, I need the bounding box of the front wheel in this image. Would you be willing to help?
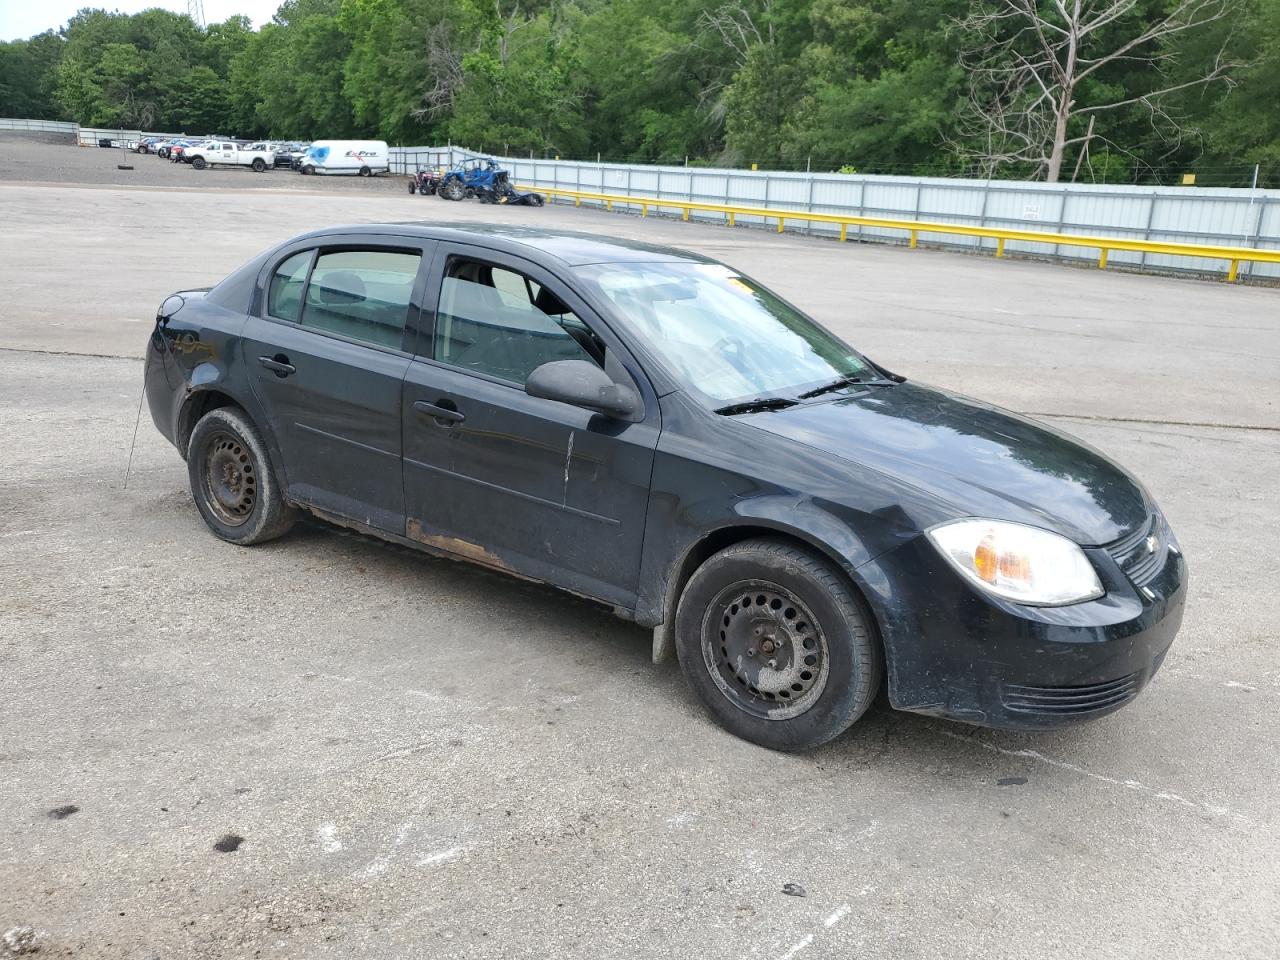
[302,165,314,176]
[440,179,465,201]
[359,165,371,177]
[191,156,207,170]
[187,406,297,545]
[408,181,417,194]
[674,538,882,751]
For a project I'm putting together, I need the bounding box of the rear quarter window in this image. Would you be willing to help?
[267,251,313,322]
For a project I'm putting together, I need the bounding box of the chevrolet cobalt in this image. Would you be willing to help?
[145,225,1187,750]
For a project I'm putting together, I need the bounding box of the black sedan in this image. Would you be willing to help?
[144,224,1187,750]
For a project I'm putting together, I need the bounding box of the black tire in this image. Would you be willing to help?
[158,147,169,159]
[408,181,417,194]
[359,165,371,177]
[441,179,465,201]
[136,145,148,154]
[187,406,297,546]
[674,537,882,751]
[302,164,315,176]
[191,156,207,170]
[251,157,266,172]
[529,193,545,207]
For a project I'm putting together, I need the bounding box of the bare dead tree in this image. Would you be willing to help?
[691,2,777,146]
[414,21,465,121]
[696,3,767,66]
[954,0,1238,181]
[411,2,535,123]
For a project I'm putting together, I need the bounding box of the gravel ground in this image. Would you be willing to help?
[0,133,415,194]
[1,178,1278,960]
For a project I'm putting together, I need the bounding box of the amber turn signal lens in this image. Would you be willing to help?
[974,535,998,582]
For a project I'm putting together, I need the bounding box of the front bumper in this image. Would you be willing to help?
[864,525,1187,730]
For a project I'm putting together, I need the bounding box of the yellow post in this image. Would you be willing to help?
[1228,259,1240,282]
[641,204,647,217]
[575,196,581,207]
[996,238,1005,258]
[909,230,918,249]
[839,223,847,242]
[1098,248,1109,270]
[777,218,785,233]
[682,208,689,222]
[751,163,758,171]
[728,212,736,227]
[606,200,612,211]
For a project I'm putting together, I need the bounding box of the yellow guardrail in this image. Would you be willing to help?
[525,185,1280,282]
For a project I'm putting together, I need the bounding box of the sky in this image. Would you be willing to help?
[3,0,281,42]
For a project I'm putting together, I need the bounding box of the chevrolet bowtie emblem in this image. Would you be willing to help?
[1145,534,1158,554]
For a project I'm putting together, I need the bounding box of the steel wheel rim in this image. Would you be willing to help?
[701,579,830,721]
[202,430,257,526]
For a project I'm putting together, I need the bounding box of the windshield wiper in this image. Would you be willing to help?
[797,374,896,400]
[714,396,799,416]
[797,375,868,399]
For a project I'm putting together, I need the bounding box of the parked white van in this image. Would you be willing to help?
[299,140,390,177]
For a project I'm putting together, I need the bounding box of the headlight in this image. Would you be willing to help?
[927,519,1104,606]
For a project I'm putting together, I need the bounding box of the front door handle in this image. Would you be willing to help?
[258,355,296,377]
[414,400,465,425]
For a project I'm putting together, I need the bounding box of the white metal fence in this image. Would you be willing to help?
[0,117,78,135]
[75,126,186,148]
[5,122,1276,280]
[392,145,1280,280]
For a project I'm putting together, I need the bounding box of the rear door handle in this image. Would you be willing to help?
[414,400,465,425]
[257,355,296,377]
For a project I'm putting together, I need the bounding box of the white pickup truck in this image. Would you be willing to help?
[185,141,273,172]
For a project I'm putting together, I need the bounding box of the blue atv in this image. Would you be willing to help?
[438,157,544,206]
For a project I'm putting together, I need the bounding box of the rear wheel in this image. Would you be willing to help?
[528,193,545,207]
[251,157,266,172]
[675,538,881,751]
[187,406,297,545]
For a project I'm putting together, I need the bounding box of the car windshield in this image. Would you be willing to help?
[577,262,874,406]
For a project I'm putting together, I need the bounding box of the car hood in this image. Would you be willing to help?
[738,381,1150,545]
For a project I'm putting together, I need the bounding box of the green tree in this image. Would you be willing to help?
[0,32,67,119]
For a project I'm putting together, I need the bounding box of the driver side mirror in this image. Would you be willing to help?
[525,360,640,420]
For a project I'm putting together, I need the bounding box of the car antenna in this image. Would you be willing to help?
[123,308,177,490]
[122,352,150,491]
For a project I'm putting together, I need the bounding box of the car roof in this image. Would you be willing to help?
[290,223,715,268]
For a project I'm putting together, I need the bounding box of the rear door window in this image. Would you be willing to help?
[301,249,421,350]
